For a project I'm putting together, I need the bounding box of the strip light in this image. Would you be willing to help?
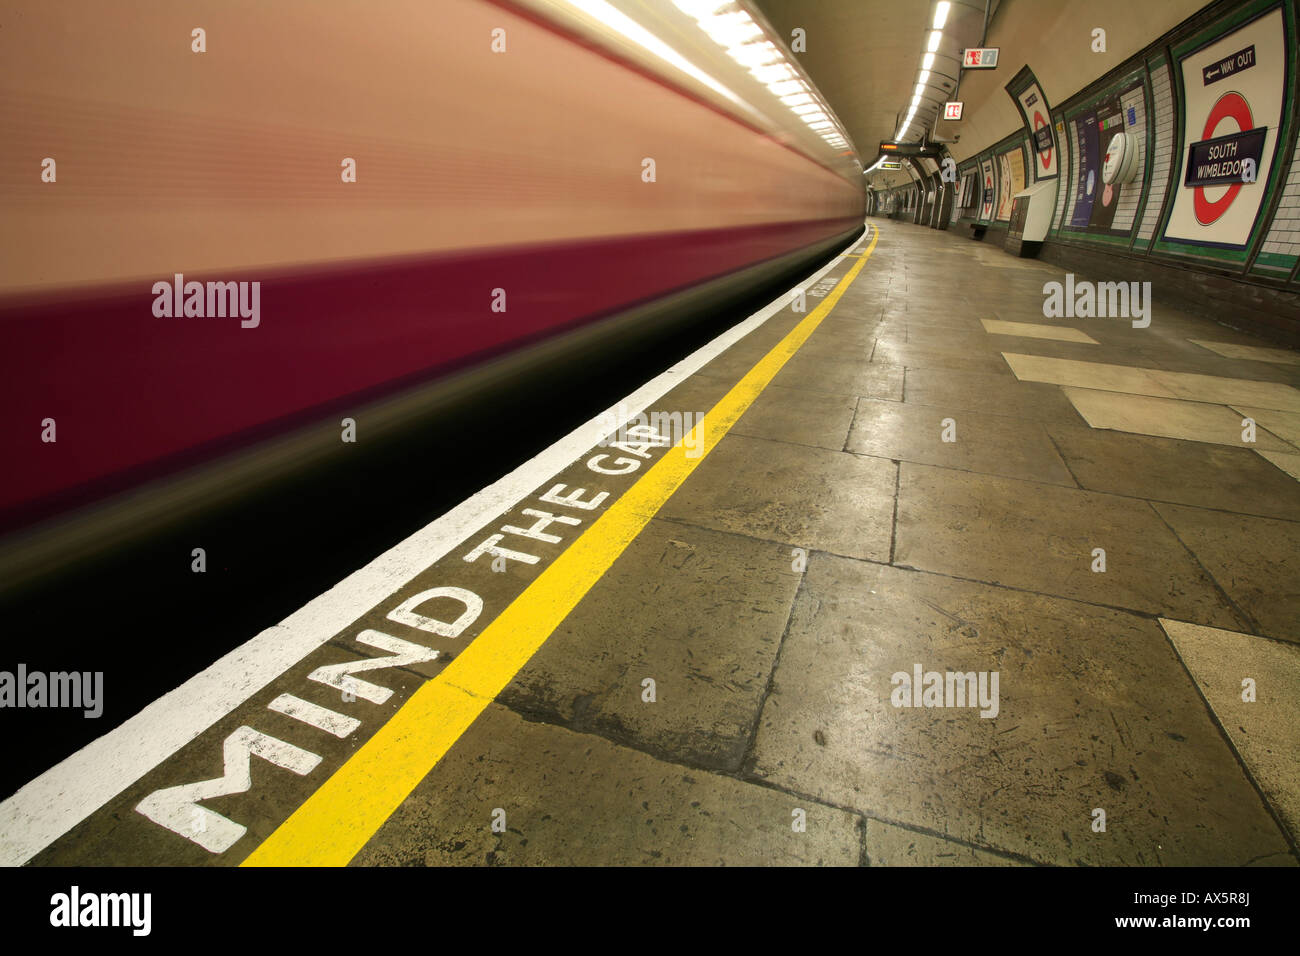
[674,0,852,151]
[563,0,749,110]
[895,2,949,143]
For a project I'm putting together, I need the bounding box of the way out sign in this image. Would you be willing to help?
[944,101,964,120]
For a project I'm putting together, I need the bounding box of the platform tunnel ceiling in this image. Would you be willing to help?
[753,0,1209,190]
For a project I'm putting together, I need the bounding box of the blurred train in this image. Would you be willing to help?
[0,0,864,586]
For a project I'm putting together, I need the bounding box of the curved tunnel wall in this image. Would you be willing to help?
[874,0,1300,344]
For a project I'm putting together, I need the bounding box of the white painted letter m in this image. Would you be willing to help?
[135,727,321,853]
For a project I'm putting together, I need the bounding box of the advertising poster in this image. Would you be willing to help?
[1064,79,1146,235]
[1068,111,1100,226]
[958,169,979,211]
[1086,98,1128,231]
[996,148,1025,221]
[979,157,996,220]
[1162,4,1287,248]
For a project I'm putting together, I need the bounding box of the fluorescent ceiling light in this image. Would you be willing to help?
[750,63,794,84]
[933,2,950,29]
[671,0,854,149]
[927,30,942,52]
[918,69,930,84]
[735,43,783,69]
[564,0,748,110]
[701,11,762,47]
[750,63,792,82]
[768,79,805,96]
[674,0,730,15]
[923,52,935,69]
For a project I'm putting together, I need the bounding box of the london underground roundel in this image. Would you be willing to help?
[1162,6,1285,250]
[1192,91,1252,225]
[1033,111,1052,172]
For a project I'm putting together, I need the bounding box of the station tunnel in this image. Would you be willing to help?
[1,0,1298,888]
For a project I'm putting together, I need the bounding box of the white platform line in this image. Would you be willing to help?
[0,225,866,866]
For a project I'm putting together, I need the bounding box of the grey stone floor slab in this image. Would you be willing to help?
[1047,423,1300,522]
[749,557,1295,866]
[1191,339,1300,366]
[980,319,1098,344]
[1061,388,1294,451]
[658,432,896,562]
[873,342,1011,375]
[356,704,862,866]
[803,316,880,348]
[1012,338,1259,374]
[498,517,801,771]
[772,349,905,399]
[902,367,1084,423]
[795,332,876,361]
[1007,353,1300,410]
[894,462,1246,627]
[1147,351,1300,384]
[696,337,784,384]
[1232,405,1300,446]
[880,328,992,351]
[1258,448,1300,480]
[847,398,1076,486]
[903,313,1005,333]
[1153,504,1300,644]
[731,382,858,450]
[865,820,1031,866]
[1161,620,1300,844]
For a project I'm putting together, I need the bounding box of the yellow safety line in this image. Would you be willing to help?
[242,225,879,866]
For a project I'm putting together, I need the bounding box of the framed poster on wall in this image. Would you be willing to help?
[996,147,1026,222]
[1062,75,1148,238]
[979,156,996,221]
